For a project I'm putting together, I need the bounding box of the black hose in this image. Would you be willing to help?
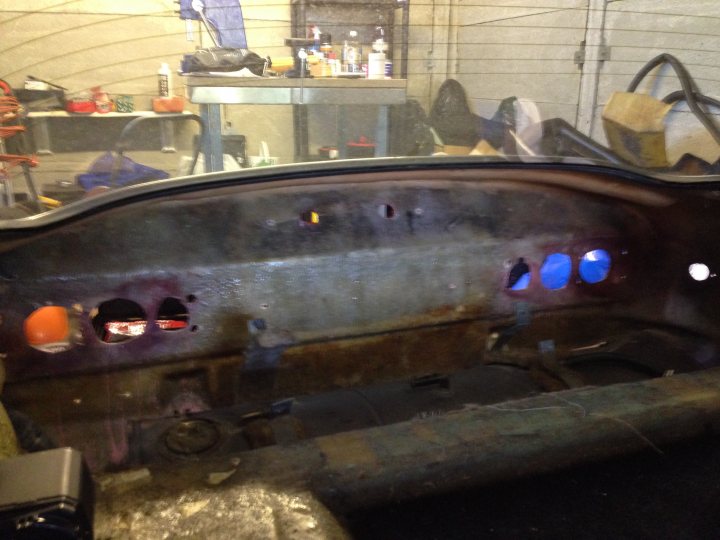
[109,113,205,186]
[663,90,720,110]
[627,53,720,146]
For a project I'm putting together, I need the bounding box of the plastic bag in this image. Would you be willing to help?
[429,79,478,146]
[184,48,267,76]
[76,152,169,190]
[390,99,435,156]
[248,141,279,167]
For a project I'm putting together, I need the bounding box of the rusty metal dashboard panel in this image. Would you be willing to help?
[2,168,660,375]
[2,162,720,473]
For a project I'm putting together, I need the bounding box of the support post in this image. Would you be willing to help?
[575,0,609,138]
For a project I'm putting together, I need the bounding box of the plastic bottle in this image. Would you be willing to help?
[372,25,388,54]
[368,26,387,79]
[342,30,362,73]
[158,63,171,97]
[91,86,111,113]
[328,51,339,77]
[367,52,385,79]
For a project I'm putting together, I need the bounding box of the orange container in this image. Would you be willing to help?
[152,96,184,113]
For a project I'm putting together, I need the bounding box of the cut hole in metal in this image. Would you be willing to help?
[300,210,320,225]
[507,258,531,291]
[24,306,72,353]
[689,263,711,281]
[378,204,395,219]
[579,249,612,284]
[540,253,572,290]
[157,297,189,331]
[92,299,146,343]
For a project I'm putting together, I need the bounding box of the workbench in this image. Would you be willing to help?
[184,76,407,172]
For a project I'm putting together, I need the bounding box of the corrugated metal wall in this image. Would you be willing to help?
[453,0,587,122]
[2,0,718,162]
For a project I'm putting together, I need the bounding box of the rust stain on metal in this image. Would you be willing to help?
[316,431,379,469]
[443,412,501,444]
[410,422,446,445]
[275,322,488,395]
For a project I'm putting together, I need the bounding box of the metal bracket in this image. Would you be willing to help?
[237,319,295,403]
[538,339,556,358]
[574,42,586,66]
[425,50,435,71]
[598,45,612,62]
[574,43,611,66]
[243,319,295,371]
[489,302,531,351]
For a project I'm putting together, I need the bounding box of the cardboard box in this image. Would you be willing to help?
[602,92,672,168]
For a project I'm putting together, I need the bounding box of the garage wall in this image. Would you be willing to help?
[591,0,720,163]
[404,0,454,111]
[0,0,290,104]
[0,0,294,164]
[452,0,589,123]
[0,1,193,105]
[2,1,718,166]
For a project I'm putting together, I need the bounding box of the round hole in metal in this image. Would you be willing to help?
[507,258,531,291]
[92,299,146,343]
[540,253,572,290]
[579,249,612,284]
[157,297,189,331]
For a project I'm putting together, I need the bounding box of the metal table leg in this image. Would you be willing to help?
[200,104,224,172]
[160,120,177,153]
[293,104,309,161]
[337,105,349,159]
[30,117,53,155]
[375,105,389,157]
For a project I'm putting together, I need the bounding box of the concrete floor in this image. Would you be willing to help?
[25,150,193,198]
[0,150,201,213]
